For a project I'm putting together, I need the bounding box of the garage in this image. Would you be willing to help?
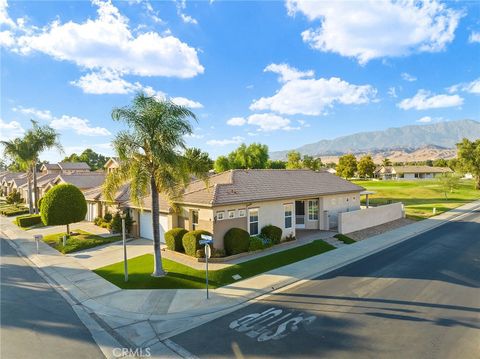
[139,211,168,242]
[85,202,98,222]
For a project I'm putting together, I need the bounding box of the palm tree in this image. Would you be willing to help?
[382,158,392,167]
[24,121,62,214]
[1,138,35,212]
[103,93,209,277]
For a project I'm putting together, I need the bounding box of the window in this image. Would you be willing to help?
[228,210,235,219]
[238,209,246,217]
[308,200,319,220]
[248,209,259,235]
[191,210,199,230]
[284,204,293,229]
[216,211,225,220]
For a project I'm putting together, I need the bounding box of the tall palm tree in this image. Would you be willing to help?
[103,93,209,277]
[1,137,35,212]
[24,121,62,213]
[382,158,392,167]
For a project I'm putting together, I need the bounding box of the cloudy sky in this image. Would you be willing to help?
[1,0,479,162]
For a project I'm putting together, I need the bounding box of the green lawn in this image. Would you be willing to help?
[334,234,355,244]
[94,239,335,289]
[43,229,122,254]
[354,179,479,220]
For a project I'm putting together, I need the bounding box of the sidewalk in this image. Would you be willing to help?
[2,199,480,357]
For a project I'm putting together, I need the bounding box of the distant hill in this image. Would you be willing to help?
[270,119,480,161]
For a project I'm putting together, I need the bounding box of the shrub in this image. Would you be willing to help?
[6,189,22,205]
[261,225,282,244]
[40,183,87,234]
[16,214,42,227]
[103,212,112,222]
[94,216,103,226]
[0,206,29,216]
[261,236,273,248]
[196,247,226,258]
[111,212,122,233]
[285,234,296,242]
[249,236,264,252]
[224,227,250,256]
[165,228,188,252]
[182,230,212,257]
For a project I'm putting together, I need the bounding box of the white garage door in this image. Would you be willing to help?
[139,211,168,242]
[86,202,97,222]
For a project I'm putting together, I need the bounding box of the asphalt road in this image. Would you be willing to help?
[0,238,104,359]
[172,210,480,359]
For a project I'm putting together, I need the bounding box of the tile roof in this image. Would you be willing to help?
[58,162,91,170]
[83,183,131,203]
[41,163,61,170]
[54,172,105,189]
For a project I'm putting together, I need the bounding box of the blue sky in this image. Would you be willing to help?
[1,0,479,162]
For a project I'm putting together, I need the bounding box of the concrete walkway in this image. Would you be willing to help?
[2,200,480,358]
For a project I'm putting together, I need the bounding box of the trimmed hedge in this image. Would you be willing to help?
[182,230,212,257]
[165,228,188,252]
[261,225,282,244]
[248,236,264,252]
[40,184,87,228]
[224,227,250,256]
[16,214,42,227]
[0,205,29,216]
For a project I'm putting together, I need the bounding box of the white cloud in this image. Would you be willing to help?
[176,0,198,25]
[398,90,463,110]
[247,113,292,132]
[469,32,480,43]
[264,63,314,83]
[387,87,398,98]
[448,78,480,95]
[0,118,25,140]
[401,72,417,82]
[171,96,203,108]
[13,106,53,121]
[417,116,432,123]
[4,0,203,79]
[287,0,462,64]
[50,115,111,136]
[0,0,15,28]
[226,117,246,126]
[206,136,244,146]
[250,75,376,116]
[71,69,143,94]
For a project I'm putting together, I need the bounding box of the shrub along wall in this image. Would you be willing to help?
[224,227,250,256]
[182,230,212,257]
[261,225,282,244]
[165,228,188,252]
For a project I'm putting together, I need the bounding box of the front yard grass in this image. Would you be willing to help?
[94,239,335,289]
[354,179,479,220]
[43,229,122,254]
[334,234,355,244]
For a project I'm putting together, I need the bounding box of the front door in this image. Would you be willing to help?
[295,201,305,228]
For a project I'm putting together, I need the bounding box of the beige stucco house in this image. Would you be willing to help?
[126,169,364,249]
[375,165,453,180]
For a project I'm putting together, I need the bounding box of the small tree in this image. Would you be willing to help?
[357,155,376,178]
[382,158,392,167]
[6,189,22,205]
[214,155,230,173]
[457,138,480,189]
[337,154,358,179]
[438,173,461,199]
[286,151,303,169]
[40,184,87,234]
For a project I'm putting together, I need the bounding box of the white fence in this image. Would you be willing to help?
[337,202,404,234]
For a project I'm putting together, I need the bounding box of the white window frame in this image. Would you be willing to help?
[191,210,199,230]
[308,200,319,221]
[248,208,259,235]
[216,211,225,220]
[228,210,236,219]
[238,209,246,217]
[284,203,293,229]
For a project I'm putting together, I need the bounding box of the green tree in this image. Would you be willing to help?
[103,93,208,277]
[382,158,392,167]
[425,159,434,167]
[214,155,230,173]
[267,159,286,169]
[40,183,87,234]
[438,173,461,199]
[337,154,358,179]
[286,151,303,169]
[63,148,107,171]
[457,138,480,189]
[357,155,376,178]
[433,158,448,167]
[302,155,322,171]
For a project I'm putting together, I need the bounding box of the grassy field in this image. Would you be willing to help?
[94,239,335,289]
[354,179,479,220]
[43,229,122,254]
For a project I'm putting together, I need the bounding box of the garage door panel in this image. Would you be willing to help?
[140,211,167,243]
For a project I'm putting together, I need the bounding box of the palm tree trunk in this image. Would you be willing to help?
[33,162,39,214]
[27,166,33,214]
[150,175,165,277]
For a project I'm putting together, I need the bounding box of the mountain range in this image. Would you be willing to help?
[270,119,480,162]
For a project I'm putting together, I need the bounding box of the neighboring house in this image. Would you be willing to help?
[45,172,106,193]
[40,162,91,175]
[375,165,453,180]
[104,157,120,173]
[325,167,337,175]
[126,169,364,249]
[83,184,130,222]
[1,172,27,196]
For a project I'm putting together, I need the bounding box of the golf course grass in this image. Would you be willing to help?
[354,179,479,220]
[94,239,335,289]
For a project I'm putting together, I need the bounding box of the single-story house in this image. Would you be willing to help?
[40,162,91,175]
[375,165,453,180]
[1,172,27,196]
[83,184,130,222]
[126,169,364,249]
[45,172,106,193]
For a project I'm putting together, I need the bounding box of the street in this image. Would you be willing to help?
[0,238,104,359]
[171,210,480,358]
